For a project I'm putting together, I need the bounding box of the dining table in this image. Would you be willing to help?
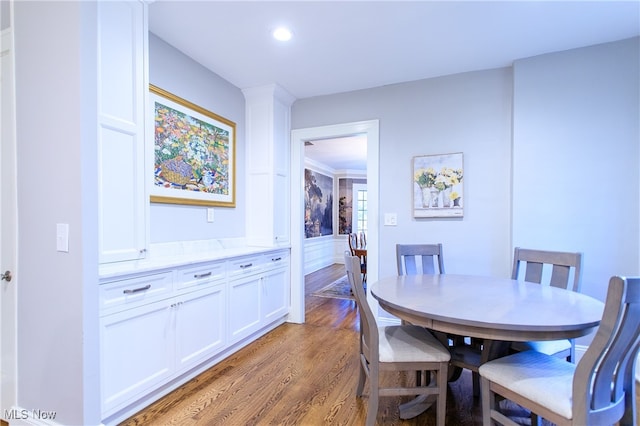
[369,273,605,419]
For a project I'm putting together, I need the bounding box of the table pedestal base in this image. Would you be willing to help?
[398,394,437,419]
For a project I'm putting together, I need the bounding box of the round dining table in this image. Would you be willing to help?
[369,273,605,419]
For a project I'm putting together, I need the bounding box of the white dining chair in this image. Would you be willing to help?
[479,275,640,426]
[345,253,451,426]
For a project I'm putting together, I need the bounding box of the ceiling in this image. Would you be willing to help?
[148,1,639,171]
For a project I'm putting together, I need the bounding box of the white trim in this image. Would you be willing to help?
[290,120,379,324]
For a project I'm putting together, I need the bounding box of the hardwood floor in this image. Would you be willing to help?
[119,264,639,426]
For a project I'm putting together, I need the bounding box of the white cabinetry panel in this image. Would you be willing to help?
[99,248,290,423]
[229,275,261,343]
[98,0,148,263]
[262,251,290,322]
[175,285,226,372]
[100,300,173,416]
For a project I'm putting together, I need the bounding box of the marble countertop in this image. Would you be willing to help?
[99,238,290,280]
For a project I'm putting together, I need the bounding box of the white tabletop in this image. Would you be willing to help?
[370,274,605,343]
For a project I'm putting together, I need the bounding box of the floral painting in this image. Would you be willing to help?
[413,153,464,218]
[305,169,333,238]
[148,85,236,207]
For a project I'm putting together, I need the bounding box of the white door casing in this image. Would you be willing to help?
[1,22,18,418]
[290,120,379,323]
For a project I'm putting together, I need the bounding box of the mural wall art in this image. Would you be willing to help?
[305,169,333,238]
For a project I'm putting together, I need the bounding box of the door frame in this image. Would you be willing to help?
[1,20,18,418]
[289,120,379,323]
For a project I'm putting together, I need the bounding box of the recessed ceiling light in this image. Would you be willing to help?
[273,27,293,42]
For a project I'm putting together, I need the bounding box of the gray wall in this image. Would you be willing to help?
[14,2,100,424]
[292,37,640,296]
[148,34,246,243]
[293,68,513,279]
[512,37,640,301]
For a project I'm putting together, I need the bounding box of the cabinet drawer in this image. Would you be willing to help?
[176,262,226,291]
[100,272,173,315]
[227,255,264,277]
[263,250,290,270]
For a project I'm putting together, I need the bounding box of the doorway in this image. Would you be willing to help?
[290,120,379,323]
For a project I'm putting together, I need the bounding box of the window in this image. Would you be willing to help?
[352,184,367,235]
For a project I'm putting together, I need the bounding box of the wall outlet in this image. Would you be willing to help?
[207,208,215,223]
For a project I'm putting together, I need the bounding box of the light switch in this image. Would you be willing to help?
[207,208,215,223]
[384,213,397,226]
[56,223,69,252]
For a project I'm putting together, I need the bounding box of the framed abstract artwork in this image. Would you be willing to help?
[413,152,464,218]
[148,85,236,207]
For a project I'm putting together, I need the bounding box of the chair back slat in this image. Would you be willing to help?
[523,261,544,284]
[396,244,445,275]
[512,247,582,291]
[344,253,377,361]
[573,277,640,425]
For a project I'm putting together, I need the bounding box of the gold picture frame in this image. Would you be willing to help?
[413,152,464,218]
[148,84,236,207]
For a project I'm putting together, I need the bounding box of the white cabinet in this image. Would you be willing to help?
[243,86,295,247]
[175,284,226,373]
[100,298,174,416]
[229,275,262,343]
[97,0,148,263]
[228,251,290,342]
[99,248,289,423]
[262,251,290,323]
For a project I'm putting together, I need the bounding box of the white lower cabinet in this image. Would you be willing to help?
[175,284,226,372]
[100,298,174,416]
[262,252,289,323]
[229,275,262,343]
[99,248,290,423]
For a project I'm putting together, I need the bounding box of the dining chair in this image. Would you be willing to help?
[396,243,444,275]
[396,243,482,394]
[479,275,640,426]
[349,233,367,283]
[510,247,583,362]
[344,253,451,426]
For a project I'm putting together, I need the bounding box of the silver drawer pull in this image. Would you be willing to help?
[194,272,212,279]
[240,263,253,269]
[271,257,282,262]
[123,284,151,294]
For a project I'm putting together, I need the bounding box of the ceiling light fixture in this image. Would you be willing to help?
[272,27,293,42]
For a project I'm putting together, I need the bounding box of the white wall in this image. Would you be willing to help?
[293,67,513,279]
[512,37,640,303]
[148,34,246,243]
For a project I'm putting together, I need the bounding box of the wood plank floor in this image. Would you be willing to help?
[119,264,639,426]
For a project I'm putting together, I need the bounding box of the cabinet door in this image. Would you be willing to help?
[228,275,261,343]
[98,0,148,263]
[262,267,289,323]
[100,300,173,416]
[175,285,226,373]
